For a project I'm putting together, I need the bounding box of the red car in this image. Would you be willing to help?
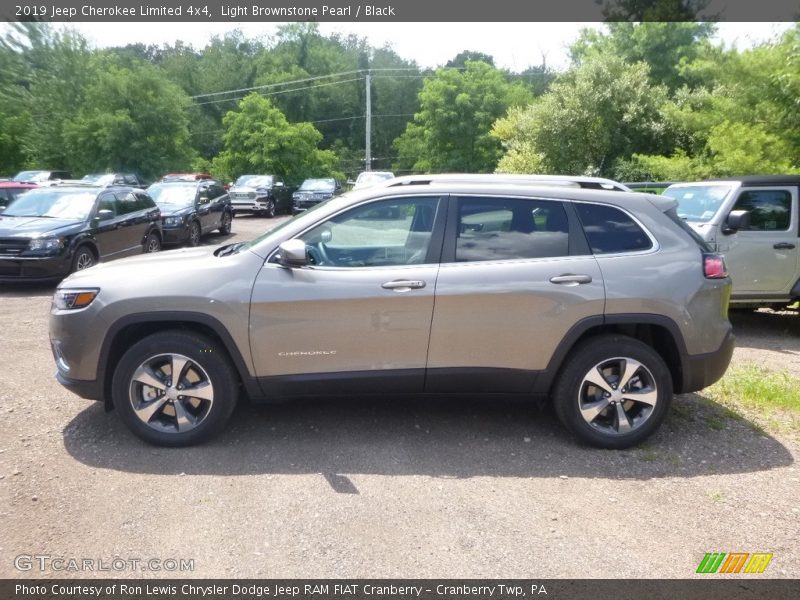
[0,181,37,211]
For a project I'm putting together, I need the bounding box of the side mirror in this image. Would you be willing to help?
[274,182,284,188]
[722,210,750,235]
[277,239,308,268]
[96,209,114,221]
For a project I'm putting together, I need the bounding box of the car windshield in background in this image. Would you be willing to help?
[81,173,114,185]
[235,175,272,187]
[2,190,96,219]
[356,172,393,187]
[299,178,336,192]
[148,184,195,207]
[663,185,734,223]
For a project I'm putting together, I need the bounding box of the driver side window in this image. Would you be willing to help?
[299,197,440,267]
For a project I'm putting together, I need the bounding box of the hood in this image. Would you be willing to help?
[0,216,83,237]
[157,205,192,217]
[230,184,271,193]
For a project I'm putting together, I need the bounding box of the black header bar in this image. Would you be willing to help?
[1,0,799,23]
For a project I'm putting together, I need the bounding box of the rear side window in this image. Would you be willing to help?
[733,189,791,231]
[455,197,570,262]
[575,203,652,254]
[114,192,140,215]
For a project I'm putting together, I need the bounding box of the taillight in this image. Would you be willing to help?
[703,253,728,279]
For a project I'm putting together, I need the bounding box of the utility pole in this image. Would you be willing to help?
[365,70,372,172]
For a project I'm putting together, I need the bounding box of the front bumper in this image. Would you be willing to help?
[55,370,103,401]
[0,254,72,282]
[162,226,190,245]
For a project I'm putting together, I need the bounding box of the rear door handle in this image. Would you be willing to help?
[381,280,426,291]
[774,243,796,250]
[549,274,593,285]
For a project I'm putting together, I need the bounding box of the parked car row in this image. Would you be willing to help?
[0,177,233,283]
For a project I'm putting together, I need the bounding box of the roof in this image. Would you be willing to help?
[0,181,37,188]
[386,173,631,192]
[702,175,800,186]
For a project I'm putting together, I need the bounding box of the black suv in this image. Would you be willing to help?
[0,185,161,282]
[147,180,232,247]
[292,178,342,214]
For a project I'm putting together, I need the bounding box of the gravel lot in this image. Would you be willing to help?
[1,214,798,579]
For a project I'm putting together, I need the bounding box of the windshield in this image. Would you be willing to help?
[81,173,115,185]
[299,178,335,192]
[13,171,47,183]
[662,185,734,223]
[355,172,393,187]
[235,175,272,187]
[148,184,196,207]
[3,190,96,219]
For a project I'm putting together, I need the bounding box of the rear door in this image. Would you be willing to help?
[720,186,799,297]
[426,195,605,393]
[249,195,446,395]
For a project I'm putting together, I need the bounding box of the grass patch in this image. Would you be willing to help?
[703,364,800,436]
[706,365,800,413]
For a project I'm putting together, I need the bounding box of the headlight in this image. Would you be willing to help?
[163,216,183,226]
[28,237,64,252]
[53,288,100,310]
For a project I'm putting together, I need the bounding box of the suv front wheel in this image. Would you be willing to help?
[553,335,672,449]
[111,331,238,446]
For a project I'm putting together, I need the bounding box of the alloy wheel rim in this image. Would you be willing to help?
[76,252,94,270]
[577,357,658,435]
[190,223,200,244]
[128,353,214,434]
[147,237,159,252]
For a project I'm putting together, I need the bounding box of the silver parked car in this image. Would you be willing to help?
[50,176,734,448]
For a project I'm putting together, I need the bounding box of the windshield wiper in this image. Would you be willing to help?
[216,242,246,256]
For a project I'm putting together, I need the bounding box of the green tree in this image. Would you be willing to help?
[0,24,32,173]
[626,25,800,178]
[493,54,667,177]
[62,56,194,179]
[570,22,715,90]
[394,61,531,173]
[211,93,342,185]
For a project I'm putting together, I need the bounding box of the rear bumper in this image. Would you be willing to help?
[680,329,735,393]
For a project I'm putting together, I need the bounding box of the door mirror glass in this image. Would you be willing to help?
[96,209,114,221]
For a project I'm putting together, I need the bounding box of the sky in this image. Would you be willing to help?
[52,21,795,72]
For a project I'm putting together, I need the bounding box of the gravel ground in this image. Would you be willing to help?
[1,214,798,579]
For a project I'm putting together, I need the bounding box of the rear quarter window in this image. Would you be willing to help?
[575,203,653,254]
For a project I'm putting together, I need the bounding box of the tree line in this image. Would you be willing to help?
[1,22,797,185]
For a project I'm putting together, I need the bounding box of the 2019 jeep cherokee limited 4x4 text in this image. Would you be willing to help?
[50,176,734,448]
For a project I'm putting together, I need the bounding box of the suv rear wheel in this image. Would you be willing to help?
[111,331,238,447]
[553,335,672,449]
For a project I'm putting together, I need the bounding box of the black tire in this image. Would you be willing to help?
[187,220,201,247]
[111,331,238,447]
[71,246,96,273]
[144,231,161,253]
[265,198,276,218]
[218,210,232,235]
[552,334,672,449]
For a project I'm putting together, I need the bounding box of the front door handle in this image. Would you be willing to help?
[549,274,593,285]
[774,242,796,250]
[381,280,426,291]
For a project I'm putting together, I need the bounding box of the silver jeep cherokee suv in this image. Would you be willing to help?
[50,176,735,449]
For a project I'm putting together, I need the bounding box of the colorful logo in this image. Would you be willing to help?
[696,552,773,574]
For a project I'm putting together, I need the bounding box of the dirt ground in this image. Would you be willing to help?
[1,215,798,579]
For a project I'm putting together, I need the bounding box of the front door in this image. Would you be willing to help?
[719,186,799,298]
[249,195,446,395]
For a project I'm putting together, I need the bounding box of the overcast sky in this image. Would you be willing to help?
[45,21,794,72]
